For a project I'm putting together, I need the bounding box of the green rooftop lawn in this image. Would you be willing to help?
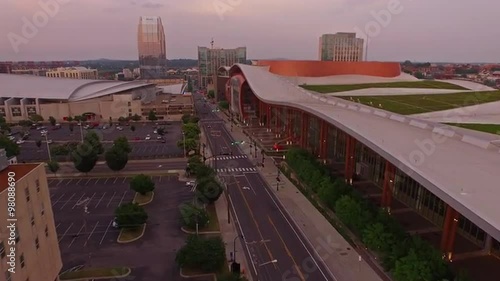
[447,123,500,135]
[337,90,500,115]
[302,80,467,93]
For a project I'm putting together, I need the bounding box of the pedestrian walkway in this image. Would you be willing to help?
[216,167,257,173]
[215,112,388,281]
[215,155,248,160]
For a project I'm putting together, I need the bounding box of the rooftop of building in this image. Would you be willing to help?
[0,74,154,101]
[0,163,40,194]
[229,63,500,242]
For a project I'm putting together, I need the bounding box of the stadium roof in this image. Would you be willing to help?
[0,74,154,102]
[230,63,500,242]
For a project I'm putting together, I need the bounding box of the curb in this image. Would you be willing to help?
[133,192,154,206]
[180,226,221,235]
[179,268,216,280]
[47,171,181,179]
[117,224,146,244]
[58,267,131,281]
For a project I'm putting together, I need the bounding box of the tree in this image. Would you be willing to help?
[130,174,155,195]
[0,136,20,157]
[175,235,226,273]
[334,195,372,234]
[414,71,425,79]
[218,101,229,110]
[105,146,128,171]
[195,176,223,203]
[18,119,33,128]
[114,203,148,229]
[113,136,132,153]
[393,249,434,281]
[71,142,98,173]
[67,116,73,122]
[189,116,200,123]
[73,115,82,122]
[47,160,60,175]
[118,116,126,123]
[193,163,215,179]
[130,125,135,132]
[207,90,215,99]
[0,123,10,134]
[182,123,200,135]
[182,114,192,124]
[84,131,104,154]
[362,223,395,253]
[148,110,157,122]
[179,203,209,229]
[35,139,42,149]
[130,114,141,121]
[187,76,193,92]
[177,138,198,155]
[157,127,165,136]
[29,114,44,123]
[48,116,56,126]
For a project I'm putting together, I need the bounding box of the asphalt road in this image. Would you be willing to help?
[195,94,334,281]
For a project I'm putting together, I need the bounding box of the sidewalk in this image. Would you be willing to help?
[219,115,388,281]
[200,126,253,281]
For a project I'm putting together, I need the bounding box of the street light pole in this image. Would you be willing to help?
[233,235,243,262]
[44,133,52,162]
[182,132,186,158]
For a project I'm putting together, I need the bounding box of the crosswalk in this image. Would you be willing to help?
[215,155,248,160]
[216,167,257,173]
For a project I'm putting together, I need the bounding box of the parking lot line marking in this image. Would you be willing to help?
[95,178,100,184]
[84,221,99,247]
[60,193,76,210]
[68,224,85,248]
[66,179,73,186]
[48,180,55,185]
[159,176,162,183]
[87,192,96,206]
[52,193,66,205]
[117,191,127,207]
[113,178,118,184]
[55,223,61,230]
[122,177,127,184]
[57,179,64,186]
[76,179,82,185]
[94,192,106,209]
[58,222,74,243]
[103,178,109,185]
[72,193,87,209]
[106,192,116,208]
[99,220,113,245]
[85,178,92,185]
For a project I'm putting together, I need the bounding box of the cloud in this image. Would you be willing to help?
[142,2,164,9]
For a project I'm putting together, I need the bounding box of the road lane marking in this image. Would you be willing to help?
[72,193,87,209]
[68,224,86,248]
[84,221,99,247]
[60,193,76,210]
[268,215,305,281]
[233,176,276,269]
[99,220,113,245]
[106,192,116,208]
[94,192,106,208]
[58,222,74,242]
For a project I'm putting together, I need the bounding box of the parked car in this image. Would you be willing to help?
[156,136,163,140]
[116,126,123,131]
[186,181,196,187]
[8,136,15,141]
[145,135,151,140]
[112,217,119,228]
[16,139,25,144]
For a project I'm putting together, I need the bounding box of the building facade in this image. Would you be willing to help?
[46,67,98,79]
[198,46,246,89]
[137,16,167,79]
[319,33,364,62]
[0,150,62,281]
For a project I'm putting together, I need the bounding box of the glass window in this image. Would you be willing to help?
[41,202,44,216]
[20,254,25,268]
[25,187,30,202]
[35,179,40,192]
[35,238,39,249]
[45,226,49,237]
[30,215,35,226]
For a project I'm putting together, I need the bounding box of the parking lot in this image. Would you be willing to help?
[50,176,193,280]
[15,122,184,162]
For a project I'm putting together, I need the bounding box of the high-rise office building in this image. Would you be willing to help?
[198,46,246,89]
[46,67,98,79]
[0,149,62,281]
[137,16,167,79]
[318,33,364,62]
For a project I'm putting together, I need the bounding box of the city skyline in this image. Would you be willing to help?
[0,0,499,62]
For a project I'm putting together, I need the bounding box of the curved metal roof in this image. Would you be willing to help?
[230,63,500,242]
[0,74,154,101]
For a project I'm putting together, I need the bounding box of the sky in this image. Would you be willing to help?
[0,0,499,62]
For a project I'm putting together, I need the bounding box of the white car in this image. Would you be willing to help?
[186,181,196,187]
[112,217,119,228]
[116,126,123,131]
[8,136,15,141]
[153,129,158,134]
[16,139,25,144]
[145,135,151,140]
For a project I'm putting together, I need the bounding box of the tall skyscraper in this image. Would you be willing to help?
[137,16,167,79]
[318,33,364,62]
[198,46,246,89]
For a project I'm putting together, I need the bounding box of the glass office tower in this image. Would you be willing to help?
[137,16,167,79]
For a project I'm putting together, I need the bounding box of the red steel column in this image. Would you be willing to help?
[301,112,308,148]
[319,120,328,159]
[266,104,271,129]
[440,205,459,261]
[287,108,293,140]
[275,107,281,132]
[381,160,395,212]
[344,134,356,184]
